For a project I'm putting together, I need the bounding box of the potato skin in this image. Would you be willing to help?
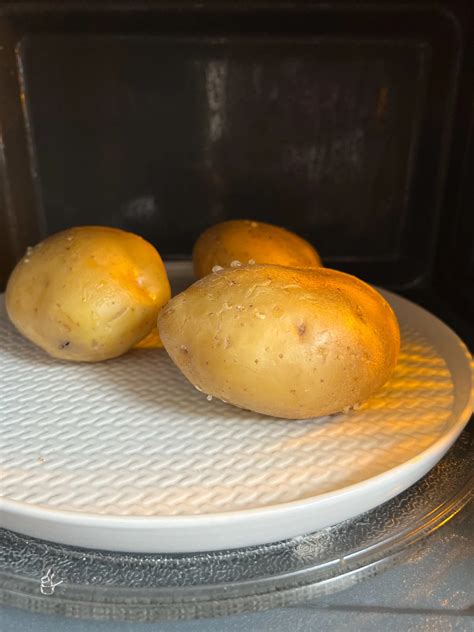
[6,226,171,361]
[158,265,400,419]
[192,219,322,279]
[133,326,164,349]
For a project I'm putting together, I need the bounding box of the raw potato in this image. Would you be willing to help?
[193,219,322,278]
[158,265,400,419]
[6,226,171,361]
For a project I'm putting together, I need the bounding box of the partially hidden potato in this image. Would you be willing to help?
[133,326,164,349]
[158,265,400,419]
[192,219,322,279]
[6,226,171,361]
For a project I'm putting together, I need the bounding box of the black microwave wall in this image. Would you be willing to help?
[0,1,473,342]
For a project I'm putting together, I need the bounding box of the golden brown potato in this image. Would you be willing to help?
[158,265,400,419]
[6,226,171,361]
[192,219,322,278]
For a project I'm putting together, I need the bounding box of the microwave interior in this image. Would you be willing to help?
[0,1,472,349]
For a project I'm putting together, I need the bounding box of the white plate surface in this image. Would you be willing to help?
[0,263,472,552]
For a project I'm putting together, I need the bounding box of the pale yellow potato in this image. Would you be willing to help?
[158,265,400,419]
[6,226,171,361]
[193,219,322,279]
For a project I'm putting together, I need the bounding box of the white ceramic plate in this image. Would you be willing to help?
[0,263,472,552]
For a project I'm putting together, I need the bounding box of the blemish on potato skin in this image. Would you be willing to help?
[110,307,128,322]
[297,322,306,337]
[272,306,283,318]
[317,347,329,362]
[355,305,366,323]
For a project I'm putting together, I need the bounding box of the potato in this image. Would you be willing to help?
[133,326,164,349]
[6,226,171,361]
[192,219,322,279]
[158,265,400,419]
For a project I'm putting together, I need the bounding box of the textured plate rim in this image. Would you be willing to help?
[1,289,472,537]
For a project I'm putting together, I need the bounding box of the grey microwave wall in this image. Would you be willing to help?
[0,1,472,294]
